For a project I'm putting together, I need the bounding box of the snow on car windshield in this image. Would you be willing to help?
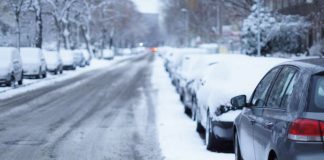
[21,48,39,63]
[44,51,57,63]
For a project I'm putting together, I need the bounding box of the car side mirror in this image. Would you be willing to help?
[231,95,247,108]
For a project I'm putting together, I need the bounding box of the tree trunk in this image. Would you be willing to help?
[15,12,21,50]
[34,0,43,48]
[80,25,93,57]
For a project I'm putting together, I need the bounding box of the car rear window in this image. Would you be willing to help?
[309,76,324,112]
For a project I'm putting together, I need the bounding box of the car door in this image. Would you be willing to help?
[239,67,281,160]
[253,66,298,160]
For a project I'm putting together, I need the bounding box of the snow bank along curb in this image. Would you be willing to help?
[152,57,234,160]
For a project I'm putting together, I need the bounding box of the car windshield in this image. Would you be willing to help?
[44,52,57,63]
[21,49,39,63]
[309,76,324,112]
[0,51,11,68]
[0,52,11,62]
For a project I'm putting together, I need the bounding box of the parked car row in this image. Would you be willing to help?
[0,47,92,87]
[160,48,291,153]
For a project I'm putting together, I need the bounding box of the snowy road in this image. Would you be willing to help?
[0,54,163,160]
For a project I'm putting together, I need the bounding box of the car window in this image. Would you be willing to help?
[267,67,297,108]
[251,67,281,107]
[309,76,324,112]
[280,73,298,109]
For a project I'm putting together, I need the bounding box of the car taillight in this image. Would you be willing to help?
[288,119,324,142]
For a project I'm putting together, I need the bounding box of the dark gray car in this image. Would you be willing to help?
[232,58,324,160]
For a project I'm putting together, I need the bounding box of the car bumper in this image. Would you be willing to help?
[212,121,234,141]
[279,141,324,160]
[23,69,39,76]
[63,65,75,70]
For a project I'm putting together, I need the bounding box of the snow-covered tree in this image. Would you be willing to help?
[266,15,310,54]
[241,4,276,55]
[5,0,29,49]
[241,4,310,55]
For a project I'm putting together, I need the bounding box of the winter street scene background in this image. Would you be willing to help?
[0,0,324,160]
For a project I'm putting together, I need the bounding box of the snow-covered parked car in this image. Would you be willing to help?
[194,55,287,151]
[102,49,114,60]
[164,48,206,90]
[21,47,47,79]
[176,54,219,115]
[73,50,86,67]
[44,50,63,75]
[81,49,91,65]
[61,50,76,70]
[0,47,23,86]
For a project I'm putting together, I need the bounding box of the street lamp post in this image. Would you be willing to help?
[257,0,262,56]
[181,8,189,47]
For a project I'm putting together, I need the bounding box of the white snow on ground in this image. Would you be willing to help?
[0,56,130,100]
[152,57,234,160]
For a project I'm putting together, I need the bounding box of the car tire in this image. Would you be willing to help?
[7,75,15,87]
[196,120,204,133]
[191,96,197,121]
[43,72,47,78]
[18,73,23,85]
[36,69,42,79]
[191,106,196,121]
[206,111,217,151]
[235,132,243,160]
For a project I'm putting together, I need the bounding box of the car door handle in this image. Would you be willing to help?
[249,119,256,124]
[247,116,256,124]
[264,122,274,128]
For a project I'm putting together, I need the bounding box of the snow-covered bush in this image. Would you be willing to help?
[241,5,276,55]
[241,4,310,56]
[266,15,310,55]
[309,40,324,56]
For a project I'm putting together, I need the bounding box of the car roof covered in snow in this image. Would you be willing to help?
[280,58,324,74]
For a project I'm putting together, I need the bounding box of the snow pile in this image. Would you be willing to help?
[152,58,234,160]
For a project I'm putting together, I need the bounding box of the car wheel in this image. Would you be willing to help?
[235,132,243,160]
[43,72,47,78]
[196,120,204,133]
[7,75,15,87]
[206,111,217,151]
[191,96,197,121]
[191,106,196,121]
[18,73,23,85]
[184,106,191,116]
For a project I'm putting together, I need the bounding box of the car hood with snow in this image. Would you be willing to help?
[197,55,288,122]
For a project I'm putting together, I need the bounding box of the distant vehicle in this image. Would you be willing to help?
[61,50,76,70]
[44,50,63,75]
[102,49,114,60]
[21,47,47,79]
[199,43,220,54]
[73,50,86,67]
[0,47,23,86]
[233,58,324,160]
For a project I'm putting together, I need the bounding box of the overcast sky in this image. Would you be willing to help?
[132,0,161,13]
